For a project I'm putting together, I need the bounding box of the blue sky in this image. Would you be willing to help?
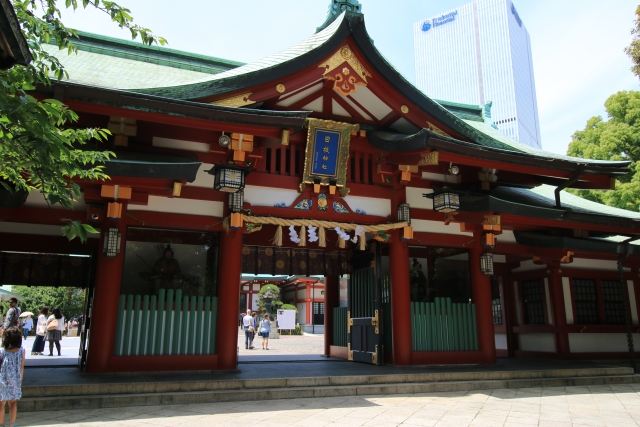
[58,0,639,155]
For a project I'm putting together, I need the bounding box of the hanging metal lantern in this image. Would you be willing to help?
[103,228,122,258]
[432,187,460,213]
[480,252,494,276]
[229,190,244,213]
[207,164,250,193]
[397,203,411,225]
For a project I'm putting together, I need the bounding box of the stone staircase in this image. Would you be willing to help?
[20,366,636,412]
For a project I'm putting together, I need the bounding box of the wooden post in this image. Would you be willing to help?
[324,275,339,356]
[547,265,570,355]
[389,230,412,365]
[470,231,497,364]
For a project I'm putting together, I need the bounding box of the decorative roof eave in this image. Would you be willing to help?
[461,193,640,230]
[513,231,640,256]
[368,129,631,176]
[0,0,32,69]
[36,82,311,131]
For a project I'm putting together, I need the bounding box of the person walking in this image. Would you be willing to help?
[260,313,272,350]
[1,298,20,334]
[46,308,64,357]
[250,312,258,349]
[0,327,25,427]
[242,309,254,350]
[31,307,48,356]
[20,315,32,341]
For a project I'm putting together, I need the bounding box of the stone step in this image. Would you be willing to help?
[21,366,633,399]
[19,369,637,412]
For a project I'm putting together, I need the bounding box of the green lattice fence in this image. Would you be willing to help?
[114,289,218,356]
[411,297,478,352]
[333,307,348,347]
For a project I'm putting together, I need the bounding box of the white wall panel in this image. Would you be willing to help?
[562,277,574,325]
[152,136,209,153]
[412,219,473,236]
[563,258,629,272]
[569,333,640,353]
[343,195,391,217]
[244,186,299,207]
[495,333,507,350]
[129,195,223,217]
[518,333,555,352]
[406,187,433,210]
[296,289,306,300]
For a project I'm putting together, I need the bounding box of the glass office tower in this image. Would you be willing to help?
[414,0,541,148]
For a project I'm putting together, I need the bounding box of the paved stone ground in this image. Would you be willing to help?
[237,328,324,355]
[16,383,640,426]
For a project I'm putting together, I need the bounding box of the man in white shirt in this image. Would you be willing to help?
[242,309,254,349]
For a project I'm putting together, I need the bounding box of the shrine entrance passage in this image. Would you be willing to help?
[0,251,95,369]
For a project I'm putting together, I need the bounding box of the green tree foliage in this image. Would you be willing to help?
[9,285,85,319]
[567,91,640,212]
[256,284,283,313]
[625,5,640,78]
[1,0,166,242]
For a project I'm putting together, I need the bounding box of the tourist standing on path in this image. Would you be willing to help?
[46,308,64,357]
[31,307,48,356]
[0,327,25,427]
[20,316,32,340]
[250,312,258,349]
[260,314,272,350]
[242,309,254,349]
[1,298,20,334]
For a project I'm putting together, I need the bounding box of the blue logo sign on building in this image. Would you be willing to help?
[422,10,458,32]
[511,3,522,27]
[311,129,340,177]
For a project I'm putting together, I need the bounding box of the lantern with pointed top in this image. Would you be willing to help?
[480,252,494,276]
[103,228,122,258]
[432,187,460,213]
[207,164,250,193]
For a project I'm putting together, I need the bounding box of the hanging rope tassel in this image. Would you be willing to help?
[299,225,306,247]
[222,216,230,233]
[318,227,326,248]
[271,225,283,247]
[338,237,346,248]
[359,234,366,251]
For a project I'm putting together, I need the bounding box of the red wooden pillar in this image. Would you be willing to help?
[547,265,570,355]
[215,228,243,370]
[324,275,339,356]
[389,230,412,365]
[469,231,496,363]
[306,283,311,324]
[86,210,128,373]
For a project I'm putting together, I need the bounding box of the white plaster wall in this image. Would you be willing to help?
[251,294,259,311]
[499,230,517,243]
[495,333,508,350]
[129,195,223,217]
[0,222,99,239]
[189,163,215,188]
[296,288,306,300]
[24,191,87,211]
[629,280,639,325]
[562,277,574,325]
[544,278,553,325]
[412,219,473,236]
[252,284,260,292]
[494,255,506,263]
[244,185,299,207]
[312,287,324,300]
[569,333,640,353]
[511,259,546,273]
[518,333,555,352]
[343,195,391,217]
[406,187,433,210]
[563,258,630,272]
[152,136,209,153]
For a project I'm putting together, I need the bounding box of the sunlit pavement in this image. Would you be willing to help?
[18,383,640,426]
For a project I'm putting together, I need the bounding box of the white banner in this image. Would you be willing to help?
[276,309,296,330]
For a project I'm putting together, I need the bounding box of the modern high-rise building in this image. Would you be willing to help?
[413,0,541,148]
